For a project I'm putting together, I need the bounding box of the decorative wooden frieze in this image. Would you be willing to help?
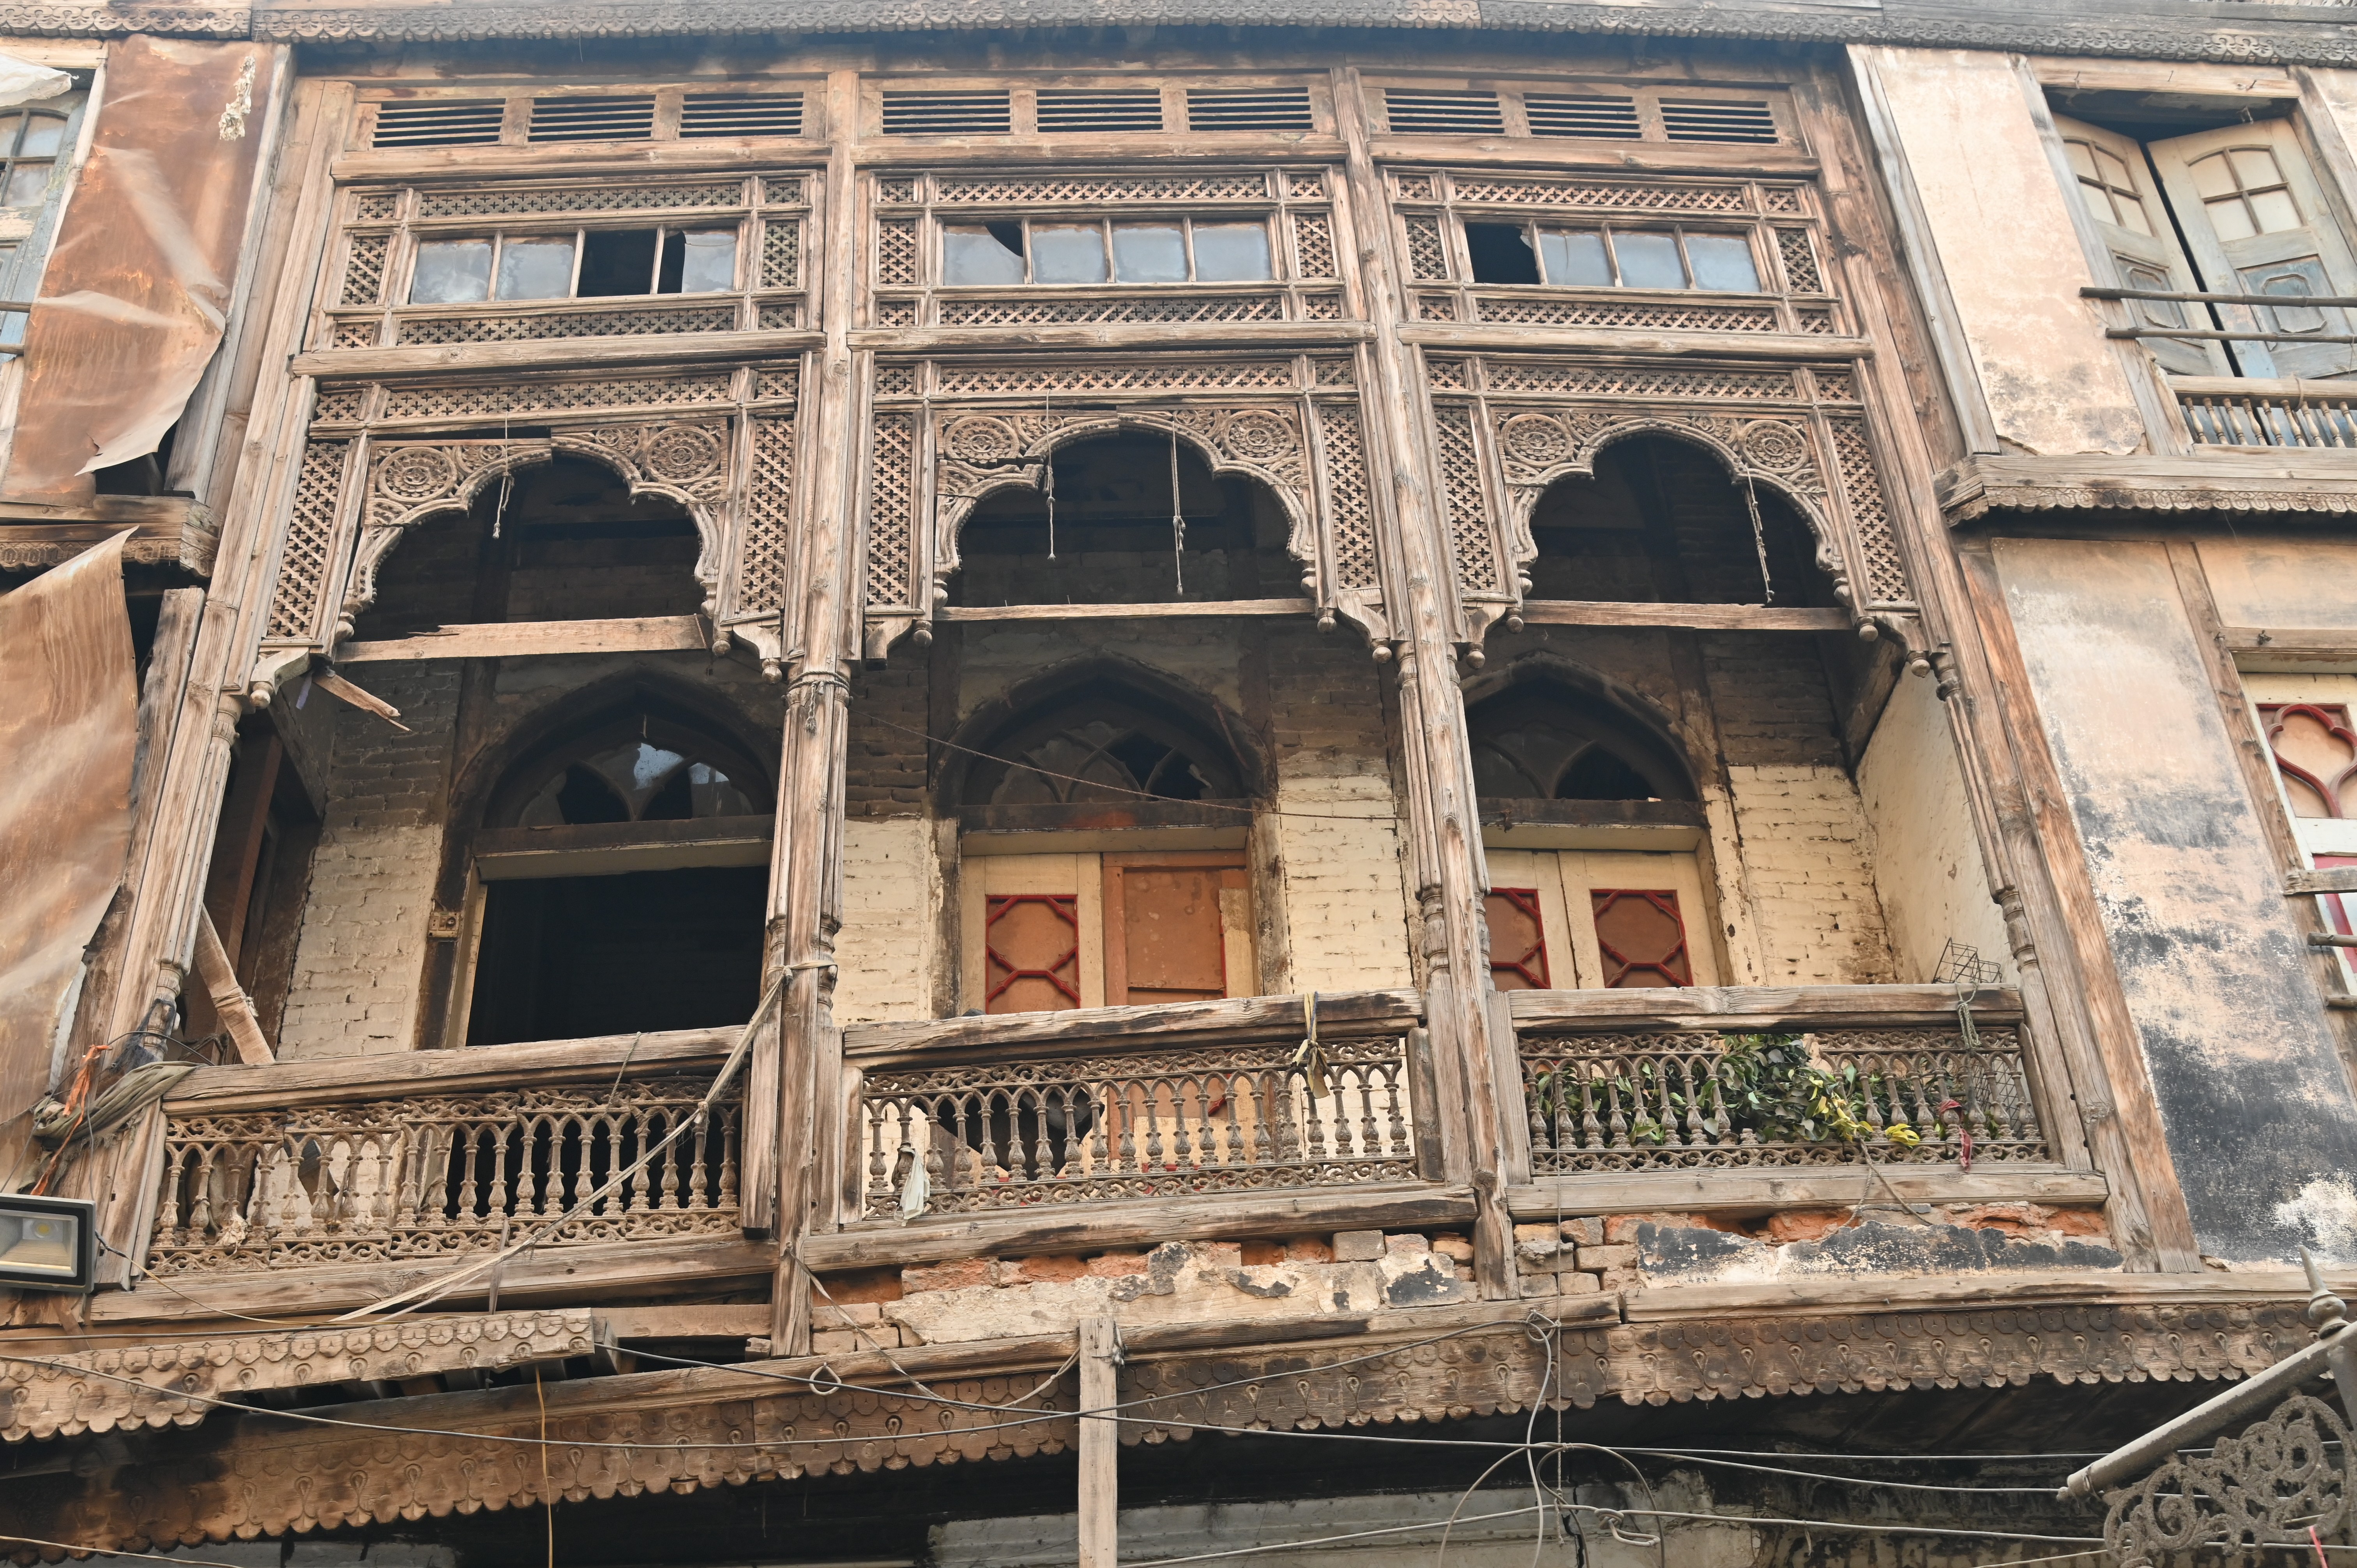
[1419,353,1917,646]
[248,366,807,700]
[860,354,1386,661]
[0,1310,595,1444]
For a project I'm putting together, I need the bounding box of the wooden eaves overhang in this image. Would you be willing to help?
[0,1274,2325,1557]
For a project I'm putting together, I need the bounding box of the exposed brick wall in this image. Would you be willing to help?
[276,664,460,1059]
[1724,763,1896,985]
[845,661,929,820]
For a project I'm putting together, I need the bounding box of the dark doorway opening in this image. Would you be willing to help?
[465,864,766,1045]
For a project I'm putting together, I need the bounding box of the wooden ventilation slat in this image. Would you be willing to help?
[1659,99,1779,144]
[882,90,1013,135]
[1036,88,1163,132]
[1184,87,1315,132]
[371,99,506,148]
[527,95,657,143]
[1524,93,1641,140]
[1383,88,1505,135]
[679,93,804,139]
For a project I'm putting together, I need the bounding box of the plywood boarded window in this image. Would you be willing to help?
[1486,888,1551,989]
[1103,853,1251,1006]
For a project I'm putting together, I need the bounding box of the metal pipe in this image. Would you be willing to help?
[2108,327,2357,344]
[2085,284,2357,310]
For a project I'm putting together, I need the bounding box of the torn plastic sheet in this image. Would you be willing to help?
[0,51,71,111]
[4,39,279,496]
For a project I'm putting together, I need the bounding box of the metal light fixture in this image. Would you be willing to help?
[0,1194,95,1291]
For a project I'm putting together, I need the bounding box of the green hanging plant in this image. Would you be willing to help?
[1534,1032,1924,1151]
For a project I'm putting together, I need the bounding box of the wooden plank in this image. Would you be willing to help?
[1365,135,1818,178]
[2225,627,2357,657]
[1514,600,1853,632]
[2291,868,2357,896]
[1504,983,2021,1030]
[1078,1318,1118,1568]
[842,987,1424,1061]
[164,1026,735,1112]
[337,615,709,663]
[289,328,823,380]
[798,1184,1477,1271]
[1619,1266,2352,1323]
[937,599,1314,623]
[848,322,1374,355]
[190,910,272,1065]
[1507,1168,2109,1219]
[1398,325,1874,360]
[87,1234,774,1324]
[595,1305,771,1341]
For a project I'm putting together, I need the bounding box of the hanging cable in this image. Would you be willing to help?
[1169,415,1186,595]
[1043,388,1057,560]
[492,405,515,540]
[1741,472,1773,605]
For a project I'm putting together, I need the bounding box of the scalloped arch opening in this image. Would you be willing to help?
[353,452,703,641]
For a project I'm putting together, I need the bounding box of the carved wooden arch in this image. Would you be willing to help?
[930,407,1318,586]
[1493,411,1853,621]
[340,425,734,645]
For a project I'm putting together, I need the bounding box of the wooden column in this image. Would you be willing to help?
[764,69,864,1351]
[1331,68,1517,1298]
[1078,1315,1120,1568]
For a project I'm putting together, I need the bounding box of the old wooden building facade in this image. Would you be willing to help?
[7,0,2357,1562]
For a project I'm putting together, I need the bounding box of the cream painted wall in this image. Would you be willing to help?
[1273,773,1416,994]
[1855,45,2147,455]
[833,818,938,1024]
[1856,673,2011,985]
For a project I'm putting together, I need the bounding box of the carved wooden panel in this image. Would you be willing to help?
[1419,353,1914,646]
[250,366,807,694]
[860,354,1385,659]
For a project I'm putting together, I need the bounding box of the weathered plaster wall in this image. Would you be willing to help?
[1856,46,2145,456]
[1857,672,2011,984]
[835,818,936,1024]
[2196,536,2357,631]
[1993,535,2357,1261]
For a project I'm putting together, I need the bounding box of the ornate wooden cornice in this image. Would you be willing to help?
[1939,456,2357,523]
[0,1309,595,1444]
[0,1287,2315,1558]
[0,0,2348,70]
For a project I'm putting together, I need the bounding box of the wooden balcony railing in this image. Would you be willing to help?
[1507,985,2046,1177]
[842,991,1429,1222]
[2172,377,2357,449]
[145,1030,743,1278]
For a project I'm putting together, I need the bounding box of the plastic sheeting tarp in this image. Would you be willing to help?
[0,534,136,1185]
[4,38,277,496]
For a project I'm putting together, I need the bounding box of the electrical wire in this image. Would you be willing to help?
[1126,1505,1548,1568]
[1617,1448,2068,1495]
[0,1536,255,1568]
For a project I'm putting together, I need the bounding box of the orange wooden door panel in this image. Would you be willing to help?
[1485,888,1550,989]
[984,893,1081,1014]
[1103,854,1246,1006]
[1589,887,1692,987]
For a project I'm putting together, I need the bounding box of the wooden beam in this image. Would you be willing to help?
[337,615,709,663]
[1507,1167,2109,1219]
[843,988,1423,1061]
[595,1305,771,1342]
[190,911,272,1065]
[165,1025,734,1112]
[798,1184,1477,1271]
[2289,868,2357,897]
[1504,982,2021,1031]
[1513,600,1853,631]
[1078,1317,1118,1568]
[848,322,1374,355]
[1397,325,1874,359]
[936,599,1315,623]
[290,329,823,380]
[2223,627,2357,659]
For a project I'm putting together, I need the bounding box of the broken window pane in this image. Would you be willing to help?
[1614,230,1685,288]
[14,115,60,158]
[1685,232,1760,291]
[0,161,42,208]
[676,231,736,292]
[410,238,493,303]
[942,222,1026,285]
[1031,223,1108,284]
[1112,222,1186,282]
[495,237,575,300]
[1537,229,1611,286]
[1191,222,1271,281]
[577,228,657,296]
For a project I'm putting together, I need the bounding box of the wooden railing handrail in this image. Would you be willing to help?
[1506,982,2022,1032]
[163,1026,737,1113]
[843,989,1424,1064]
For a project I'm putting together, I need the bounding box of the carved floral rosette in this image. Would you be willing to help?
[859,358,1389,660]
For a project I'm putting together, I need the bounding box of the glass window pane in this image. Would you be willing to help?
[2189,152,2238,199]
[0,309,25,348]
[2094,147,2135,189]
[2064,140,2098,182]
[1614,230,1686,289]
[2230,148,2284,189]
[2,161,48,208]
[1031,223,1108,284]
[408,238,493,303]
[1685,233,1760,292]
[17,116,63,158]
[941,224,1026,286]
[2251,188,2304,234]
[1537,229,1611,286]
[495,237,575,300]
[678,230,736,292]
[1111,222,1186,282]
[1191,221,1272,282]
[2206,196,2257,243]
[2113,194,2152,237]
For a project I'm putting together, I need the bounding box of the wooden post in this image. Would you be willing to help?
[1078,1315,1120,1568]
